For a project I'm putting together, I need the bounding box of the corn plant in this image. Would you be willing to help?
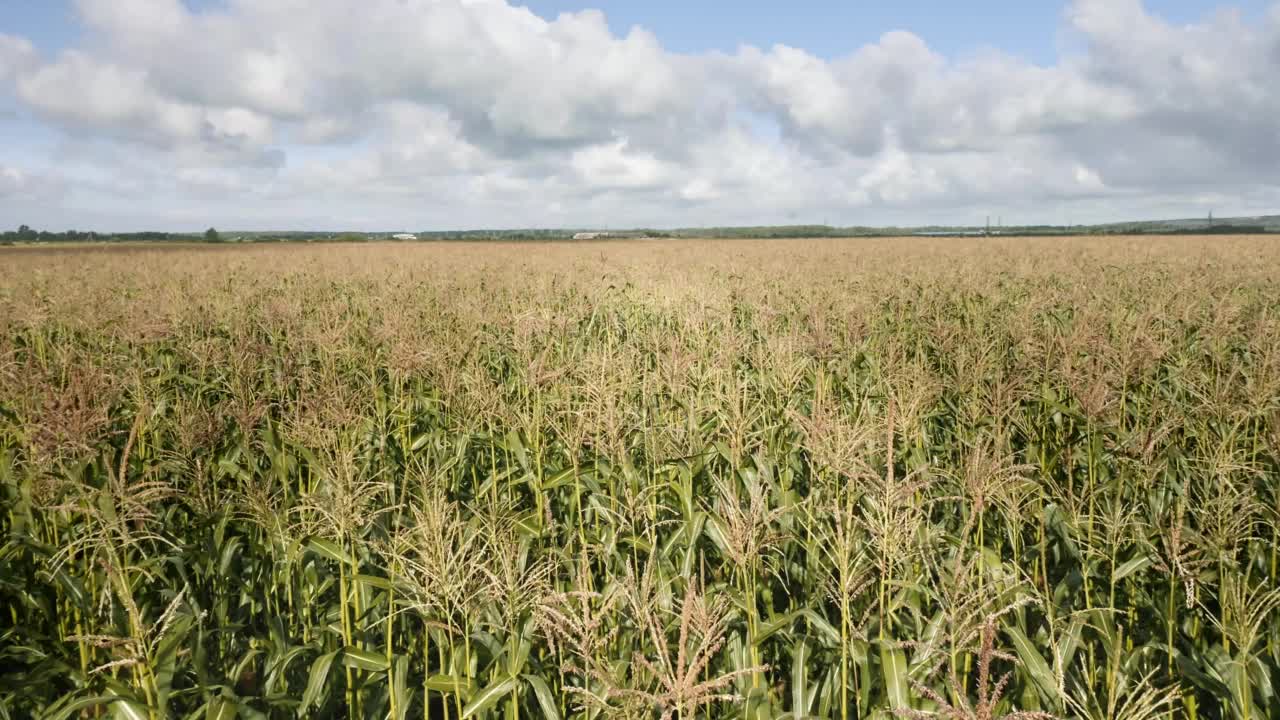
[1,236,1278,719]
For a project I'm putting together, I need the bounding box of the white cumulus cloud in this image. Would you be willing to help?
[0,0,1277,230]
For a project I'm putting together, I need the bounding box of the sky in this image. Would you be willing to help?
[1,0,1279,231]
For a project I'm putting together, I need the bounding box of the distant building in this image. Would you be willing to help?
[912,230,990,237]
[392,233,417,240]
[573,232,609,240]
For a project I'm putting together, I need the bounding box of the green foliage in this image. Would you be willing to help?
[2,237,1279,719]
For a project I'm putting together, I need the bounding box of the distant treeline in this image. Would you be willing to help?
[3,222,1274,245]
[0,226,185,244]
[1169,224,1268,235]
[414,229,667,241]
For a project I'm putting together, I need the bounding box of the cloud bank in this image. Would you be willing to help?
[1,0,1278,230]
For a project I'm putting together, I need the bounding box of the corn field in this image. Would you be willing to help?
[2,237,1280,720]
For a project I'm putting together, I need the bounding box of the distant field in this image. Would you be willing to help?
[3,236,1279,718]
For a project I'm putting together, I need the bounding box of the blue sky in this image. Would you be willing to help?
[525,0,1274,61]
[7,0,1274,60]
[1,0,1279,230]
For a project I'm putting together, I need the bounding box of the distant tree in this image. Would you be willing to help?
[17,224,36,240]
[204,227,221,243]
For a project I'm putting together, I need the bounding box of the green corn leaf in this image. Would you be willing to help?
[234,701,267,720]
[1112,554,1152,581]
[1176,652,1236,711]
[461,676,517,719]
[340,645,390,672]
[1004,625,1059,707]
[353,573,393,591]
[1058,615,1086,671]
[299,649,339,716]
[40,568,88,610]
[264,645,314,695]
[816,665,837,720]
[109,699,149,720]
[541,467,577,490]
[756,610,800,644]
[205,697,238,720]
[797,609,841,647]
[218,537,243,577]
[881,644,910,712]
[425,675,474,697]
[390,655,411,720]
[521,674,562,720]
[306,538,353,565]
[40,695,122,720]
[791,638,810,716]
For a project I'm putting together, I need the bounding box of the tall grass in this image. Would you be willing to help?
[2,236,1278,719]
